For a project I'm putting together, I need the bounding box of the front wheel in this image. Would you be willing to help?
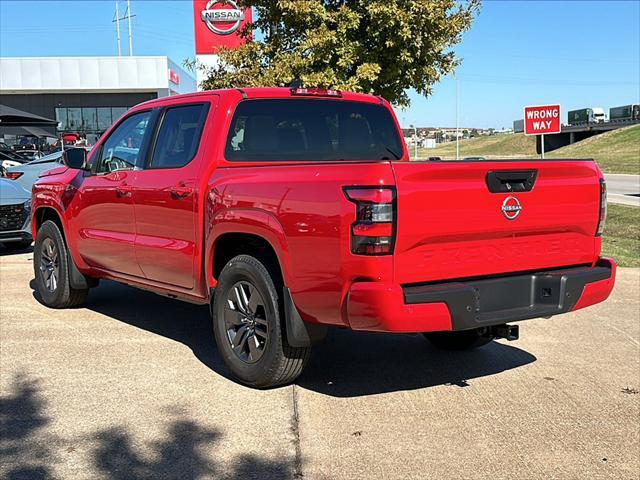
[33,220,88,308]
[423,329,493,351]
[212,255,310,388]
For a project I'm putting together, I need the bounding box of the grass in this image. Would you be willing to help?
[547,125,640,174]
[417,133,535,159]
[416,124,640,174]
[601,204,640,267]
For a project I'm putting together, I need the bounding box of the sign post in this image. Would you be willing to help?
[524,104,561,159]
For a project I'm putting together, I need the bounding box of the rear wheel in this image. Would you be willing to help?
[33,220,88,308]
[212,255,310,388]
[423,329,493,351]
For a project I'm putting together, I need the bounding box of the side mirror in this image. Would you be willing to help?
[62,148,88,170]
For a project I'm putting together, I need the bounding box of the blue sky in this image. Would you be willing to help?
[1,0,638,129]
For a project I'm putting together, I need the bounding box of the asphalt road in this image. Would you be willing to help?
[604,174,640,207]
[1,249,639,479]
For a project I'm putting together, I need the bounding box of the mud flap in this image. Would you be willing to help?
[283,287,327,347]
[67,251,98,289]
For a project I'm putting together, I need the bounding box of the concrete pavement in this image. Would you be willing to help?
[1,249,639,479]
[604,174,640,207]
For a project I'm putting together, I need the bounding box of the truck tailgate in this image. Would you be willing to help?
[391,160,601,285]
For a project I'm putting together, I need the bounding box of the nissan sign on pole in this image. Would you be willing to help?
[193,0,253,88]
[524,104,561,159]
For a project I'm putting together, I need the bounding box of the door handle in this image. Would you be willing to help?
[116,184,133,198]
[170,185,193,199]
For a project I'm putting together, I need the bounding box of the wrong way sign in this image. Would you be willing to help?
[524,104,561,136]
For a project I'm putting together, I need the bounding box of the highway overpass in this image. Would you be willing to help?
[536,119,640,153]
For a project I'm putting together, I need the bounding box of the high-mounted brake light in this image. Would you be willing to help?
[344,187,396,255]
[290,88,342,98]
[596,178,607,236]
[3,171,23,180]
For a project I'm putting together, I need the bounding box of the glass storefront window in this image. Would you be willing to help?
[54,106,130,146]
[97,108,112,130]
[67,108,82,130]
[55,108,67,130]
[82,107,98,131]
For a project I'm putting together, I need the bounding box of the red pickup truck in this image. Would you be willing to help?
[31,88,616,388]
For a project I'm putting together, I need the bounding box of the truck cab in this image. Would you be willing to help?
[591,107,606,123]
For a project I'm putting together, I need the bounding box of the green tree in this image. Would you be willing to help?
[199,0,480,106]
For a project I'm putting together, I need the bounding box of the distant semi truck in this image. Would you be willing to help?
[513,119,524,133]
[568,108,606,125]
[609,104,640,122]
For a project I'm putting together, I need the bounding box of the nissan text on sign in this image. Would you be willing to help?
[524,104,561,158]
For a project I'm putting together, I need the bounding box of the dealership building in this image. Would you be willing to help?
[0,56,196,142]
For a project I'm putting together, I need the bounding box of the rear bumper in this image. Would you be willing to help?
[346,258,616,333]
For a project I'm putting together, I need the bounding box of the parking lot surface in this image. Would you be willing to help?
[1,249,639,479]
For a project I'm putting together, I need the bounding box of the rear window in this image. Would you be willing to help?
[151,104,208,169]
[225,99,403,162]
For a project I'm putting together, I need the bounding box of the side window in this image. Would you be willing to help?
[150,104,207,169]
[94,111,151,174]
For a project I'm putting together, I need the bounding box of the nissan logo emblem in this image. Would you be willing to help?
[501,196,522,220]
[201,0,245,36]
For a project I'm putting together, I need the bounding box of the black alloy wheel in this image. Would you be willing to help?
[224,281,269,364]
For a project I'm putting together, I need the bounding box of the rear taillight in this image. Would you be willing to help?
[596,178,607,236]
[344,187,396,255]
[4,171,23,180]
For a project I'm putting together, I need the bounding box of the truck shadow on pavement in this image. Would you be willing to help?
[32,279,537,397]
[1,373,296,479]
[0,244,33,256]
[298,331,537,397]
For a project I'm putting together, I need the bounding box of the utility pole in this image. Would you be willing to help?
[113,1,136,56]
[127,0,133,56]
[113,1,121,56]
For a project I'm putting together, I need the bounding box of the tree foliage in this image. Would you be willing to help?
[199,0,480,106]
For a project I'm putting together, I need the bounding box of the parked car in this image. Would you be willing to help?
[0,178,32,250]
[31,88,616,388]
[4,151,65,190]
[463,156,487,161]
[15,149,44,161]
[0,150,29,169]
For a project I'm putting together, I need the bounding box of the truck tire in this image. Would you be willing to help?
[212,255,311,388]
[423,329,493,351]
[33,220,88,308]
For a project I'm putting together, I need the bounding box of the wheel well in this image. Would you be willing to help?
[213,233,283,286]
[35,207,65,240]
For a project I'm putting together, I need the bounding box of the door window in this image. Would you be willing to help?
[150,104,208,169]
[93,111,152,174]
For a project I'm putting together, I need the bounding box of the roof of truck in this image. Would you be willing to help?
[137,87,386,109]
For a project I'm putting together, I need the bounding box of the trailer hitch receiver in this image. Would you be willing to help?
[489,324,519,341]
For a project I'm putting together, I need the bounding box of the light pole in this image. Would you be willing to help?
[410,124,418,160]
[455,74,460,160]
